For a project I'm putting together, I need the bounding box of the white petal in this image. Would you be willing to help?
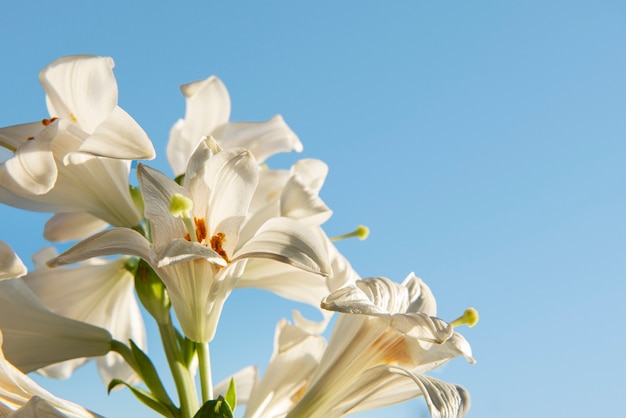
[290,159,328,193]
[24,257,146,385]
[0,121,49,152]
[44,212,109,242]
[403,273,437,316]
[47,228,151,267]
[166,76,231,174]
[181,76,231,141]
[40,55,117,133]
[321,277,403,315]
[218,115,302,163]
[75,106,155,160]
[388,369,471,418]
[0,279,111,373]
[138,164,187,248]
[204,148,259,256]
[280,174,332,226]
[0,121,58,195]
[157,239,227,268]
[0,242,27,280]
[234,217,330,276]
[0,332,97,417]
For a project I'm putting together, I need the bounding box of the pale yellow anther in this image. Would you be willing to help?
[450,308,479,328]
[169,193,194,218]
[331,225,370,242]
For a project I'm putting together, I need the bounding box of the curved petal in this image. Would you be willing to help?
[321,277,407,316]
[218,115,302,163]
[280,174,332,226]
[181,76,231,142]
[0,121,46,151]
[0,279,112,373]
[40,55,117,133]
[47,228,151,267]
[138,163,187,247]
[166,76,231,174]
[204,148,259,256]
[234,217,330,276]
[76,106,155,160]
[157,238,226,268]
[24,256,146,385]
[0,120,58,195]
[388,369,471,418]
[0,242,27,280]
[404,273,437,316]
[290,159,328,194]
[44,212,109,242]
[0,332,98,417]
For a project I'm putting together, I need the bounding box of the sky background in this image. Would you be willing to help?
[1,1,625,417]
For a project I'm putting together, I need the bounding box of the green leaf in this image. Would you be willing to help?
[224,378,236,411]
[108,379,178,418]
[192,396,234,418]
[129,339,176,410]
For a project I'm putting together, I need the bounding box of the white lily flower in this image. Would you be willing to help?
[167,75,301,176]
[0,331,99,417]
[285,274,475,418]
[50,140,330,342]
[0,242,112,374]
[243,319,326,418]
[0,55,155,238]
[22,248,146,385]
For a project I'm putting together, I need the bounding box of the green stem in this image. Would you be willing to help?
[159,316,199,418]
[196,342,213,403]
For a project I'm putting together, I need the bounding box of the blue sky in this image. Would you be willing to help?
[1,1,625,417]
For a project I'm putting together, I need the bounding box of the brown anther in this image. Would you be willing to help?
[210,232,230,263]
[194,217,208,243]
[41,117,58,126]
[26,136,35,141]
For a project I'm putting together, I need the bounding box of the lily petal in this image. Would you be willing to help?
[388,368,471,418]
[0,331,98,417]
[0,120,58,195]
[0,242,27,280]
[217,115,302,163]
[44,212,109,242]
[75,106,155,160]
[0,279,111,373]
[157,238,227,268]
[47,228,151,267]
[234,217,330,276]
[40,55,117,133]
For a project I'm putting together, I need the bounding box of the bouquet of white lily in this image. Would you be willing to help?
[0,55,477,418]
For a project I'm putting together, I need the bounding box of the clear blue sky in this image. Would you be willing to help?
[1,1,625,417]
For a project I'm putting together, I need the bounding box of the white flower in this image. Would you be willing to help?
[0,329,99,417]
[167,76,301,176]
[0,241,112,375]
[50,139,330,343]
[0,55,155,240]
[285,274,475,418]
[22,248,146,385]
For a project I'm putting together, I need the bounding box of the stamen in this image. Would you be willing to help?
[450,308,479,328]
[210,232,230,263]
[41,117,58,126]
[330,225,370,242]
[69,113,77,123]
